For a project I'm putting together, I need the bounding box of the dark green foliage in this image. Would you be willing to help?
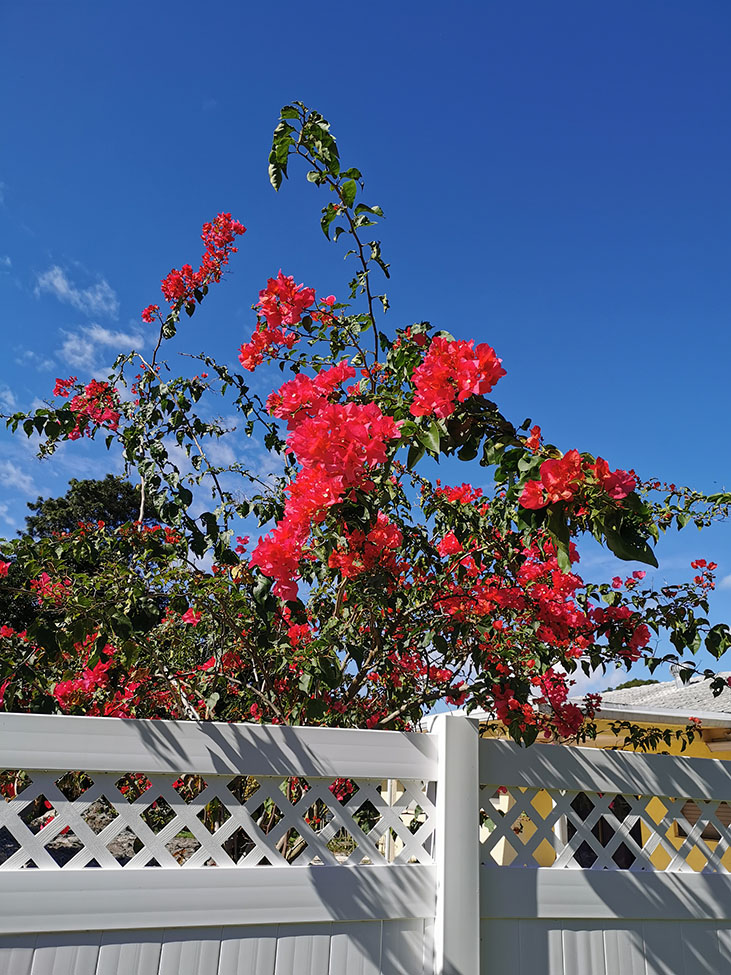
[23,475,142,538]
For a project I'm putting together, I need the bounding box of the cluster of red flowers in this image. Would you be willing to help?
[328,513,404,579]
[250,337,402,598]
[266,361,356,427]
[145,212,245,319]
[116,522,182,547]
[252,404,401,598]
[410,336,506,418]
[433,481,484,505]
[237,272,319,370]
[519,450,636,510]
[29,572,71,605]
[532,669,584,737]
[690,559,718,591]
[53,376,121,440]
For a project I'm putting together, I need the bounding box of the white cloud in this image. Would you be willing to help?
[35,265,119,318]
[206,441,237,467]
[15,349,56,371]
[0,255,10,270]
[58,323,146,371]
[0,502,16,528]
[0,181,6,205]
[0,385,16,411]
[720,574,731,591]
[0,460,36,496]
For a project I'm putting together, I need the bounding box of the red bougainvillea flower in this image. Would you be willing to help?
[540,449,584,503]
[328,513,404,580]
[526,425,542,452]
[257,271,316,328]
[181,608,202,626]
[410,336,506,418]
[29,572,71,605]
[519,480,547,510]
[519,451,637,511]
[0,562,9,578]
[592,457,636,500]
[434,481,484,504]
[251,383,402,599]
[436,532,463,557]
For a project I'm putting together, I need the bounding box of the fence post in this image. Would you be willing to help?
[430,712,480,975]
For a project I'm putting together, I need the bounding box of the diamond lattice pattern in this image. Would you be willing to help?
[480,785,731,872]
[0,769,435,870]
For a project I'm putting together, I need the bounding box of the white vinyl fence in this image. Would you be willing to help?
[479,736,731,975]
[0,712,730,974]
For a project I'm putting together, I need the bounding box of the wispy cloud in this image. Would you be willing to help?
[720,574,731,591]
[0,181,6,206]
[0,385,17,411]
[0,460,36,495]
[15,349,56,372]
[35,265,119,318]
[0,255,10,271]
[0,502,17,528]
[58,323,146,371]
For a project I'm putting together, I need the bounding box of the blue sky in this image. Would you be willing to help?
[1,0,730,689]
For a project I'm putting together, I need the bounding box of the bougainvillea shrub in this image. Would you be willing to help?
[2,103,730,747]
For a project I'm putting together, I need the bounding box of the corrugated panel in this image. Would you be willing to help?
[273,925,331,974]
[679,923,724,975]
[602,926,645,975]
[381,920,426,975]
[517,921,563,975]
[157,928,223,975]
[718,927,731,966]
[96,931,162,975]
[561,925,606,975]
[481,920,522,975]
[30,931,101,975]
[642,921,685,975]
[0,934,35,975]
[421,918,434,975]
[218,926,277,975]
[329,922,382,975]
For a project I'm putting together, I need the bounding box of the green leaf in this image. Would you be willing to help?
[706,623,731,660]
[341,179,357,208]
[407,441,426,469]
[457,442,478,462]
[604,524,659,567]
[419,421,441,454]
[320,205,338,239]
[280,105,300,120]
[481,440,505,467]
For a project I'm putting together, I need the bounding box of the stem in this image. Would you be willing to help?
[294,145,384,365]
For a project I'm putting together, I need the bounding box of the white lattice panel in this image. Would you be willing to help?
[480,784,731,873]
[0,768,435,870]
